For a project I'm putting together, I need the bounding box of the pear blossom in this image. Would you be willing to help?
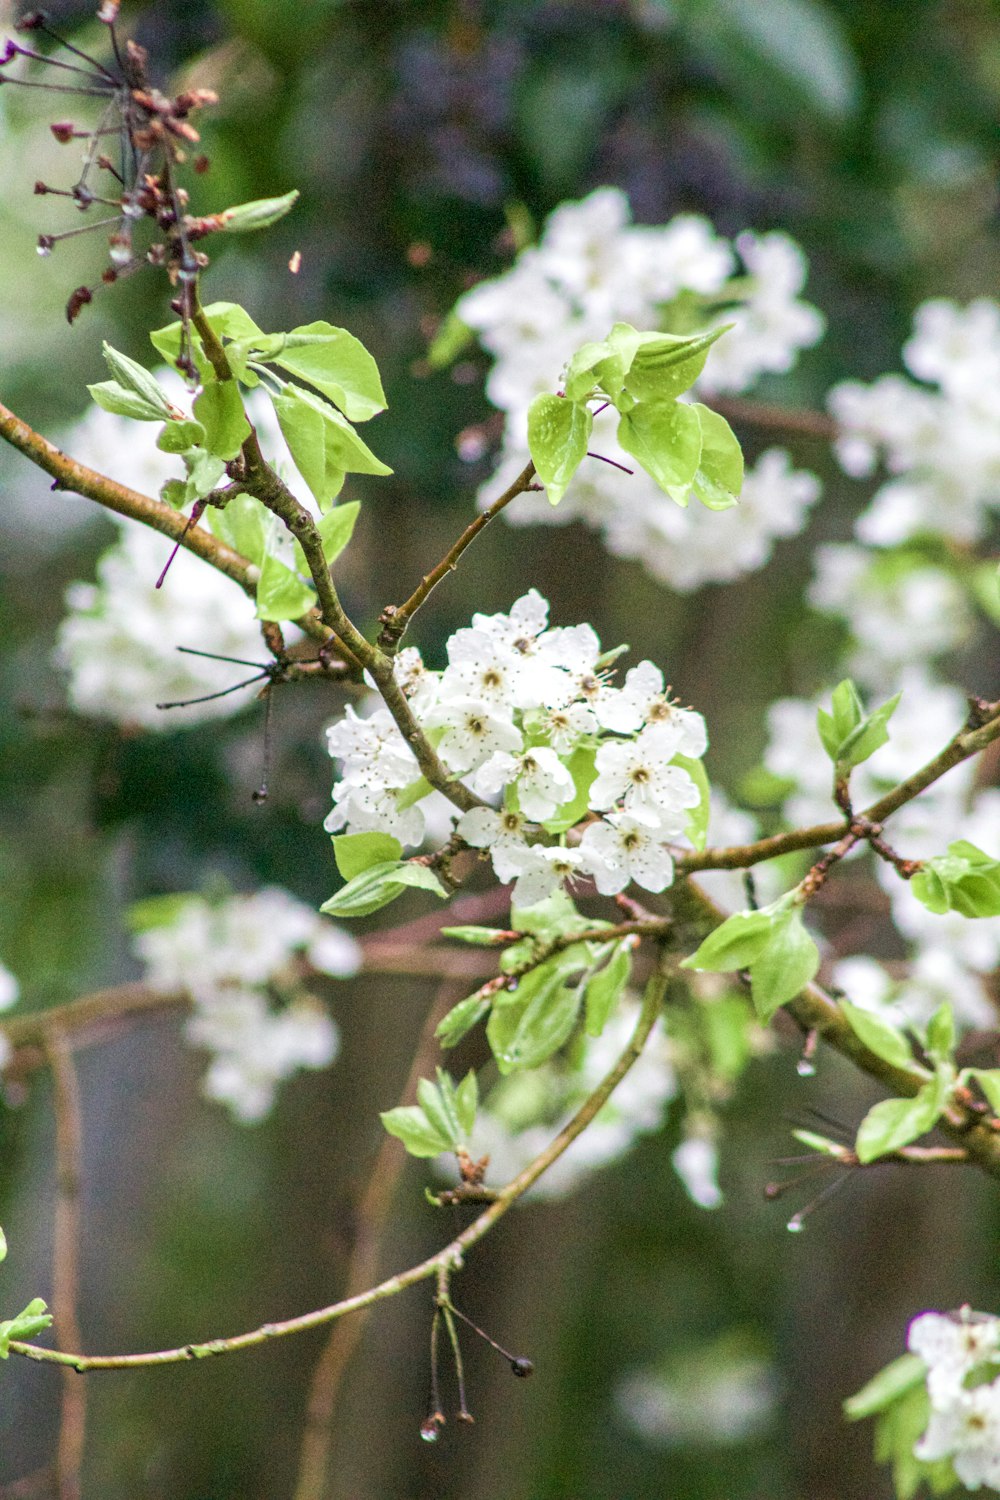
[456,805,532,882]
[424,696,523,774]
[504,844,586,907]
[588,724,700,829]
[473,746,575,821]
[579,814,675,896]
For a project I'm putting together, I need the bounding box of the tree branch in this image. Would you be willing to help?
[44,1032,86,1500]
[8,959,667,1373]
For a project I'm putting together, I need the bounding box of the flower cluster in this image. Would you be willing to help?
[325,590,708,905]
[458,188,824,590]
[55,376,313,729]
[830,299,1000,546]
[908,1309,1000,1490]
[134,887,361,1122]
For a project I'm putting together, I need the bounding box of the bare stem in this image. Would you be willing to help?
[377,461,537,652]
[9,960,666,1374]
[44,1033,86,1500]
[293,980,463,1500]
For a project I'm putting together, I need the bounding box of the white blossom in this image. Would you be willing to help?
[579,814,675,896]
[473,746,575,821]
[504,843,586,907]
[424,696,523,774]
[588,724,700,829]
[0,962,19,1012]
[456,805,532,882]
[671,1136,723,1210]
[135,888,359,1123]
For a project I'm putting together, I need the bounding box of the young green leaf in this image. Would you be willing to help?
[844,1353,929,1421]
[272,322,387,423]
[583,942,632,1036]
[0,1298,53,1358]
[617,399,703,498]
[156,418,206,454]
[101,343,175,417]
[911,840,1000,918]
[923,1003,956,1066]
[453,1069,479,1137]
[255,553,316,622]
[748,907,819,1021]
[214,188,300,233]
[320,859,447,919]
[673,752,711,851]
[689,404,744,511]
[527,393,593,506]
[333,831,403,881]
[839,1000,918,1072]
[540,744,598,835]
[963,1068,1000,1115]
[193,380,251,460]
[150,301,264,368]
[681,906,780,974]
[854,1073,951,1164]
[620,325,730,403]
[436,991,493,1048]
[88,380,170,422]
[817,680,900,768]
[207,493,268,565]
[562,339,626,403]
[439,926,513,947]
[487,950,587,1074]
[273,385,390,509]
[379,1104,452,1158]
[417,1075,461,1147]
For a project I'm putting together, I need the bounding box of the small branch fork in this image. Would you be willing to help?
[8,960,669,1374]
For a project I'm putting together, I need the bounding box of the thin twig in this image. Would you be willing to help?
[44,1032,86,1500]
[377,461,537,652]
[9,960,667,1373]
[293,980,463,1500]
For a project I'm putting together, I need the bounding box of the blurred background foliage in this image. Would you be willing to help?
[0,1,999,1497]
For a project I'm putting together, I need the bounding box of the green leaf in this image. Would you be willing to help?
[215,188,300,233]
[88,379,169,422]
[453,1069,478,1136]
[440,926,512,946]
[562,339,627,403]
[621,326,730,403]
[126,892,196,933]
[487,952,586,1074]
[182,449,226,503]
[379,1104,452,1158]
[844,1353,928,1421]
[417,1075,461,1147]
[965,1068,1000,1114]
[426,309,473,371]
[101,343,175,416]
[541,744,598,834]
[617,399,703,498]
[855,1074,950,1164]
[272,322,387,423]
[320,860,446,919]
[583,942,632,1036]
[436,991,493,1048]
[681,906,780,974]
[208,493,268,565]
[674,752,711,851]
[316,501,360,562]
[255,553,316,622]
[273,385,389,508]
[150,301,264,366]
[193,380,251,461]
[510,888,591,943]
[911,840,1000,918]
[333,832,403,881]
[817,680,900,768]
[839,1001,917,1072]
[924,1003,956,1066]
[0,1298,52,1358]
[689,404,744,511]
[748,907,819,1021]
[527,393,593,506]
[156,418,206,454]
[791,1128,848,1158]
